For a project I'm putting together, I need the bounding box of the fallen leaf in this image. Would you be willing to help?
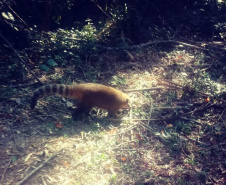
[205,97,210,102]
[63,161,71,167]
[108,129,117,135]
[167,124,173,128]
[55,121,63,128]
[24,153,33,162]
[135,133,143,141]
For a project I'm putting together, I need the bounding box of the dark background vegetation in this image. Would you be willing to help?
[0,0,225,85]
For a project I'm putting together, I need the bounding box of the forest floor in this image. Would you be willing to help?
[1,43,226,185]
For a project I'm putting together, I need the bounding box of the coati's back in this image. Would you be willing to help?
[30,83,129,116]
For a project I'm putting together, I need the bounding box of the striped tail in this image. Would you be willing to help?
[30,84,72,109]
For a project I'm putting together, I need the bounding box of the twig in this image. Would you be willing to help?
[153,106,187,109]
[92,0,113,20]
[157,79,184,88]
[62,153,90,172]
[1,82,40,89]
[17,148,64,185]
[123,87,166,92]
[7,5,31,30]
[0,31,42,85]
[218,108,226,121]
[110,148,152,151]
[41,177,47,185]
[62,138,109,173]
[174,40,210,51]
[1,151,15,183]
[96,40,222,52]
[34,115,61,122]
[180,117,203,125]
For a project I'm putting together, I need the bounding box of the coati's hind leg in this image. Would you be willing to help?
[72,104,92,120]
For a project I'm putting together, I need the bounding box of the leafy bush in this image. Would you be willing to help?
[29,19,97,69]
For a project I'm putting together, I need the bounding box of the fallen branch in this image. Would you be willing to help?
[96,40,223,52]
[17,148,64,185]
[124,87,168,92]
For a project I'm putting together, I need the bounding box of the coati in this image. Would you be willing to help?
[30,83,129,118]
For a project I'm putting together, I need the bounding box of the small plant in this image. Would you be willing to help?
[175,121,192,135]
[110,75,127,86]
[29,19,98,71]
[165,133,182,155]
[184,154,196,166]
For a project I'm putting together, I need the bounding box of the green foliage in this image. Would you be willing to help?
[30,19,97,69]
[175,121,192,135]
[133,107,149,119]
[47,59,58,67]
[11,156,18,163]
[78,19,97,41]
[109,173,117,184]
[165,134,182,155]
[110,76,126,86]
[41,122,57,133]
[184,154,196,165]
[39,64,50,71]
[176,178,190,185]
[192,70,218,95]
[84,69,98,82]
[0,88,16,98]
[39,59,58,71]
[0,58,25,83]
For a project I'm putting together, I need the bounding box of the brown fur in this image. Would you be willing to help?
[31,83,129,118]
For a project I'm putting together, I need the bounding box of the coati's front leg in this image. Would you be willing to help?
[107,106,120,117]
